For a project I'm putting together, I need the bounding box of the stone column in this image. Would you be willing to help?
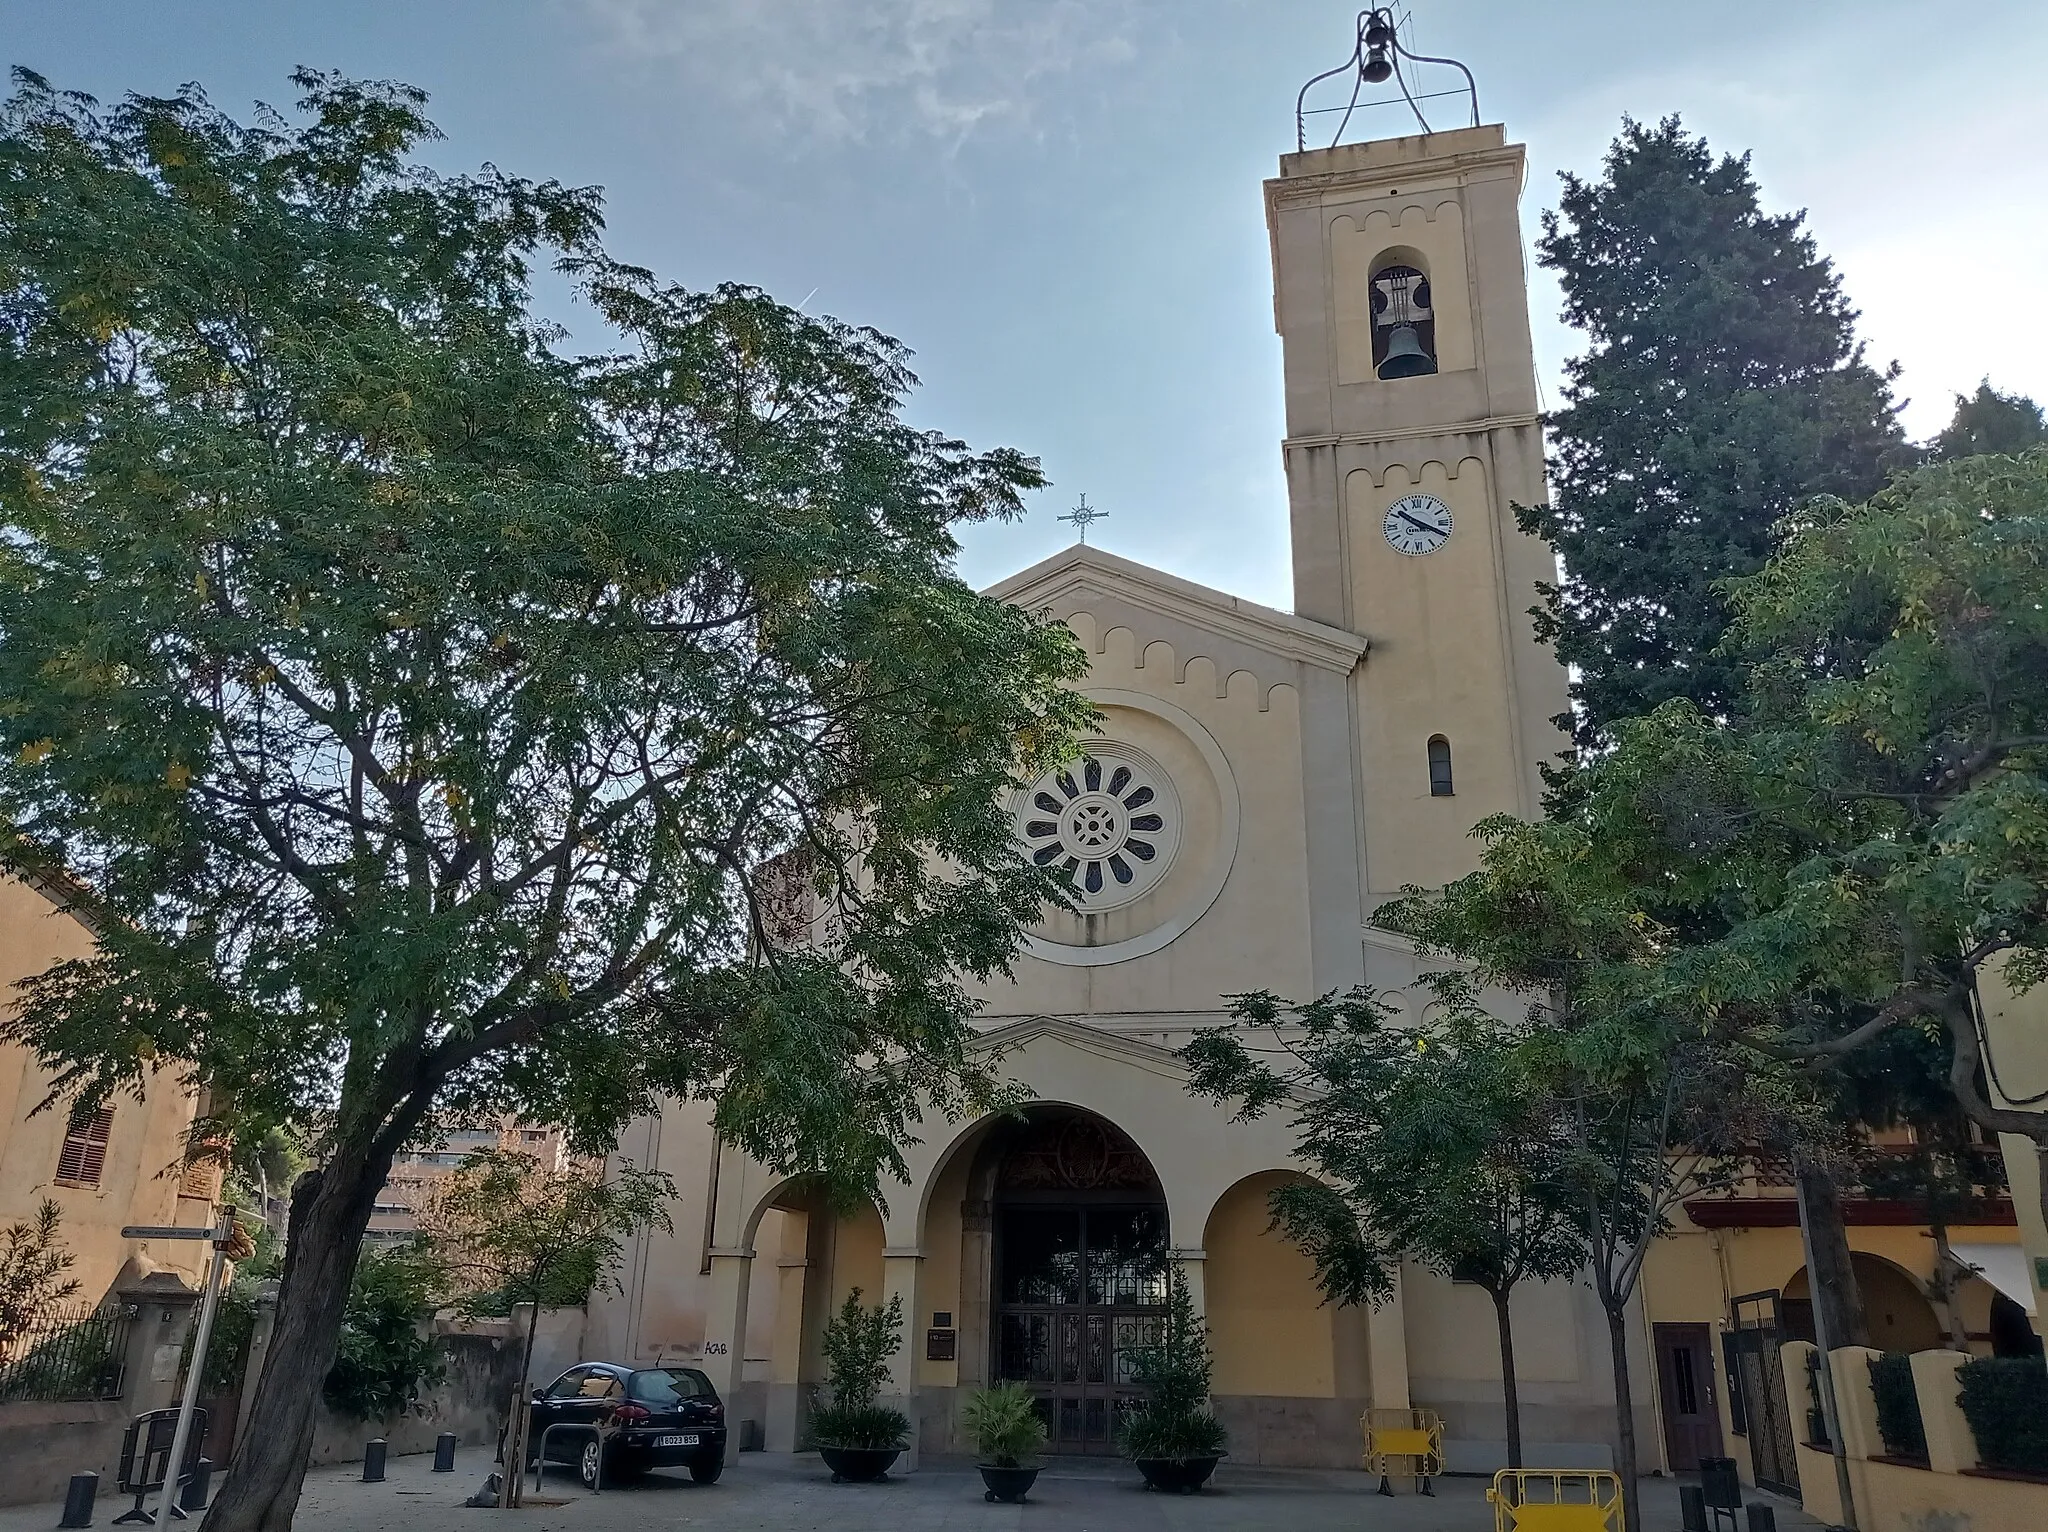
[1367,1265,1411,1410]
[880,1248,925,1472]
[702,1247,753,1464]
[232,1282,280,1459]
[116,1273,200,1418]
[1908,1349,1976,1475]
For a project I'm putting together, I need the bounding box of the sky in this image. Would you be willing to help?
[6,1,2045,609]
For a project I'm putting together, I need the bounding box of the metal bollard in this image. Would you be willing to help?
[1745,1504,1777,1532]
[434,1432,458,1472]
[180,1457,214,1511]
[1680,1483,1708,1532]
[363,1438,388,1482]
[59,1472,97,1529]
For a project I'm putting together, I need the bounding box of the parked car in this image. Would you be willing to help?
[526,1362,729,1487]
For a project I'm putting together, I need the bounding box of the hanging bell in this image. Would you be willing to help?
[1377,324,1438,379]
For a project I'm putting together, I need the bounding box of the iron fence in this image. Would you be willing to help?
[0,1302,133,1403]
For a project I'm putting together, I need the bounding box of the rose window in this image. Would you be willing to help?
[1015,743,1179,911]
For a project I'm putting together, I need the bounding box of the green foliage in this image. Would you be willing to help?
[1956,1357,2048,1474]
[0,1199,80,1342]
[962,1381,1046,1467]
[1868,1353,1927,1460]
[1119,1266,1226,1463]
[1526,115,1905,748]
[0,66,1088,1510]
[322,1245,446,1421]
[808,1400,912,1452]
[818,1286,903,1415]
[420,1147,671,1318]
[1932,382,2047,461]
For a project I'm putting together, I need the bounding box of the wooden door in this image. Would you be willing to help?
[1654,1322,1725,1472]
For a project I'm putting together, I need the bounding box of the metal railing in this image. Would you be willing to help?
[0,1303,133,1403]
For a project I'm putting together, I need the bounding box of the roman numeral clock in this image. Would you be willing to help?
[1382,493,1453,556]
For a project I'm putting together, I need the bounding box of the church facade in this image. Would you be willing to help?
[584,120,1638,1473]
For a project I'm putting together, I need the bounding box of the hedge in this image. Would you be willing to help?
[1956,1357,2048,1475]
[1868,1352,1927,1461]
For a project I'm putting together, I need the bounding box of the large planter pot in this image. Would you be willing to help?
[978,1464,1041,1503]
[819,1445,902,1483]
[1135,1456,1220,1494]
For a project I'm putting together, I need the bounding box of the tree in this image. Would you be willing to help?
[0,1199,80,1343]
[322,1244,446,1422]
[809,1287,910,1451]
[1932,382,2047,461]
[416,1146,672,1503]
[1182,978,1585,1467]
[1119,1265,1227,1465]
[1374,820,1798,1532]
[1526,115,1906,748]
[0,71,1090,1532]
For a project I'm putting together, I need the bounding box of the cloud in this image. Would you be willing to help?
[570,0,1145,147]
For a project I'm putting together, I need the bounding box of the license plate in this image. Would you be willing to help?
[656,1434,698,1448]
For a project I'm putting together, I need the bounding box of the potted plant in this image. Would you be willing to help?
[963,1382,1047,1503]
[809,1288,910,1483]
[1122,1267,1228,1493]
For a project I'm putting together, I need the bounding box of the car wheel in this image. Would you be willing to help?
[690,1460,724,1485]
[579,1439,603,1490]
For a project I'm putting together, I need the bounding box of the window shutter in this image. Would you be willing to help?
[55,1104,115,1189]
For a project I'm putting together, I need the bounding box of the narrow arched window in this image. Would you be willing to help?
[1427,736,1453,797]
[1371,261,1439,379]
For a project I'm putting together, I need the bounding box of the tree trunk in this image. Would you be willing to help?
[1491,1285,1523,1469]
[501,1303,542,1508]
[1602,1301,1642,1532]
[199,1145,389,1532]
[1928,1219,1966,1351]
[1793,1151,1869,1349]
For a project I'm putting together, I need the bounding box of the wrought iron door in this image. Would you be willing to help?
[994,1205,1167,1453]
[1726,1291,1801,1497]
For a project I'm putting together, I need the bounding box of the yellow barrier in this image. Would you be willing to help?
[1486,1469,1624,1532]
[1361,1408,1443,1495]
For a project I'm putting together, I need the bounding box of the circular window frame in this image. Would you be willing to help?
[1015,739,1181,912]
[1020,688,1241,969]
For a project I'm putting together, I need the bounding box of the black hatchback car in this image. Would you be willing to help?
[527,1362,728,1487]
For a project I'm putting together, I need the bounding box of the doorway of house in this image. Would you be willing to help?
[990,1110,1168,1454]
[1654,1321,1726,1472]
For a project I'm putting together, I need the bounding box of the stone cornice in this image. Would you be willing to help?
[1264,135,1524,217]
[970,1013,1194,1085]
[987,544,1368,676]
[1283,413,1541,451]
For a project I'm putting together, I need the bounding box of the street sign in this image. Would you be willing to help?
[121,1225,214,1240]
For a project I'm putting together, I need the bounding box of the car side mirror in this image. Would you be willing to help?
[532,1388,547,1402]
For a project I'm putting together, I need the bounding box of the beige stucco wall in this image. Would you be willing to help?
[0,877,206,1299]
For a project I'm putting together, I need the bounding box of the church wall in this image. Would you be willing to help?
[1205,1171,1338,1398]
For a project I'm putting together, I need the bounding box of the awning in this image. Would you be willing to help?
[1947,1242,2038,1316]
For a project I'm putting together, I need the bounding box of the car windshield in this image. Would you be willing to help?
[628,1367,714,1404]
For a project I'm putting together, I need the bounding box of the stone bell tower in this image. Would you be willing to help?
[1265,124,1571,942]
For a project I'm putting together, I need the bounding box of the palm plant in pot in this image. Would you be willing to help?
[964,1382,1048,1503]
[809,1288,910,1483]
[1122,1267,1228,1492]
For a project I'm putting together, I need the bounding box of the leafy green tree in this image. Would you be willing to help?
[809,1287,909,1451]
[0,1200,80,1343]
[1932,382,2047,461]
[1119,1265,1227,1464]
[417,1146,671,1503]
[0,71,1089,1532]
[1375,823,1798,1532]
[322,1245,446,1422]
[1182,978,1585,1467]
[1527,115,1906,747]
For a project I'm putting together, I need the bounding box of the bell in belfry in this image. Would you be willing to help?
[1377,322,1437,378]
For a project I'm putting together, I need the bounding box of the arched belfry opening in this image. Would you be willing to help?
[976,1107,1169,1453]
[1371,257,1438,379]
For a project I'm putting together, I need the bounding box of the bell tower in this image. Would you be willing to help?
[1265,120,1570,936]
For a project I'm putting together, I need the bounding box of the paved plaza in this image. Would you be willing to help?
[0,1447,1823,1532]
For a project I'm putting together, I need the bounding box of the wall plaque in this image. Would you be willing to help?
[926,1328,957,1362]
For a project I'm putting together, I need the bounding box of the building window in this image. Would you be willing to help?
[1427,736,1454,797]
[1371,261,1439,379]
[55,1103,115,1189]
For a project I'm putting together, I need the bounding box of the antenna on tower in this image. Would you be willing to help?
[1295,8,1480,152]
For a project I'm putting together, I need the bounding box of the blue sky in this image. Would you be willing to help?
[7,1,2045,608]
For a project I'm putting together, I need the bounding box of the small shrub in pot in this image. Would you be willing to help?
[810,1288,909,1482]
[964,1382,1047,1502]
[1121,1266,1228,1492]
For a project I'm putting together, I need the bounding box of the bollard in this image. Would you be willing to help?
[1680,1483,1708,1532]
[59,1472,97,1529]
[180,1456,214,1512]
[1745,1504,1777,1532]
[363,1438,387,1482]
[434,1432,458,1472]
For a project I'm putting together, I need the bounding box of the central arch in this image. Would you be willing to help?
[980,1106,1169,1453]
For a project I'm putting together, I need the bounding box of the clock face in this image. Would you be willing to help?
[1383,494,1453,556]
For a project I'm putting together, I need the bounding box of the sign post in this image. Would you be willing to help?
[123,1206,242,1524]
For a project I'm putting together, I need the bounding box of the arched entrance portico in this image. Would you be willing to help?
[982,1107,1169,1452]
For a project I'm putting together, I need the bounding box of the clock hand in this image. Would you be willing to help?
[1396,510,1441,535]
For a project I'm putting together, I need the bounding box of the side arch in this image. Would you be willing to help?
[1202,1169,1344,1399]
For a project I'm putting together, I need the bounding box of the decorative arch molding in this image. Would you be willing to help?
[1348,454,1489,491]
